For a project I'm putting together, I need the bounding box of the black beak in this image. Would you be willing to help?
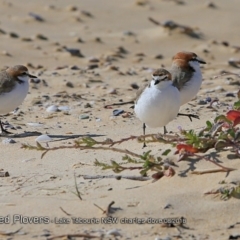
[27,73,37,78]
[154,80,160,85]
[197,57,206,64]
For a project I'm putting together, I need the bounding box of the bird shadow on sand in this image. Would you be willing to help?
[2,131,105,141]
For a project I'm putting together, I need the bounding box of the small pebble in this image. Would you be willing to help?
[34,34,48,40]
[0,28,6,34]
[35,134,52,143]
[8,32,19,38]
[46,105,58,113]
[29,12,45,22]
[27,122,44,127]
[42,95,50,100]
[80,114,89,119]
[205,1,217,8]
[30,78,41,84]
[106,229,122,237]
[205,97,212,102]
[226,93,235,98]
[117,46,128,54]
[1,50,11,56]
[113,109,124,116]
[66,81,74,88]
[95,37,102,43]
[108,66,119,71]
[228,58,240,68]
[2,138,16,144]
[155,54,163,59]
[162,20,178,29]
[31,97,42,105]
[123,31,135,36]
[88,57,99,63]
[84,103,92,108]
[215,86,225,92]
[88,64,98,70]
[63,47,84,57]
[58,106,70,112]
[69,65,80,70]
[127,69,137,75]
[135,0,148,6]
[108,88,117,94]
[164,204,173,209]
[198,100,207,105]
[222,41,229,47]
[21,37,32,42]
[75,37,84,43]
[81,10,93,18]
[66,5,78,11]
[122,112,131,118]
[130,83,139,89]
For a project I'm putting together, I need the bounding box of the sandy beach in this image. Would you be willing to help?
[0,0,240,239]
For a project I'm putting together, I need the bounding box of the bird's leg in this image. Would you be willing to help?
[164,126,168,134]
[142,123,147,148]
[177,113,199,122]
[0,120,12,134]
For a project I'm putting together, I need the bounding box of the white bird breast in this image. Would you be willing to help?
[134,82,180,128]
[179,61,202,105]
[0,78,29,115]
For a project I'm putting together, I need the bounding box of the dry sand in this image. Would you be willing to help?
[0,0,240,239]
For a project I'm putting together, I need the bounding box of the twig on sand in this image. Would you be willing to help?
[94,201,115,216]
[192,168,235,175]
[80,174,150,181]
[73,174,82,200]
[47,233,99,240]
[104,100,134,108]
[195,154,236,173]
[148,17,161,25]
[0,227,23,236]
[59,207,72,216]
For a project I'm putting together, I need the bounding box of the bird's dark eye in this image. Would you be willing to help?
[20,72,27,76]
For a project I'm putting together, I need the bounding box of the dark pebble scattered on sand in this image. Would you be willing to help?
[198,99,207,105]
[113,109,124,116]
[2,138,16,144]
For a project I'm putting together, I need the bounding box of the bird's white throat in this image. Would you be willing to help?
[151,79,172,89]
[189,60,201,72]
[17,75,29,83]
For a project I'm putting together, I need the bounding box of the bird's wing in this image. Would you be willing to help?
[0,71,16,94]
[171,65,193,90]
